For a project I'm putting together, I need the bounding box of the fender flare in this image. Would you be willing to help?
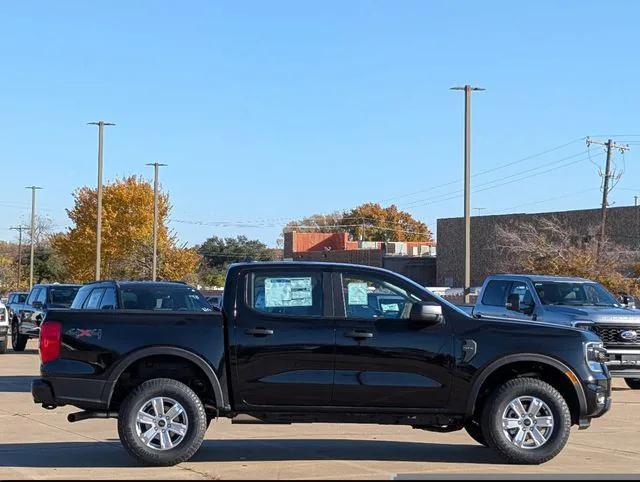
[465,353,587,418]
[103,346,226,410]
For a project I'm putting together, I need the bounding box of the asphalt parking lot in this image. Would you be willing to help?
[1,341,640,480]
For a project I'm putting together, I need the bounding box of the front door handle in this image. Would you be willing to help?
[345,330,374,339]
[245,328,274,337]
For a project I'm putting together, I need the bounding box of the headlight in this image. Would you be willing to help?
[585,341,607,372]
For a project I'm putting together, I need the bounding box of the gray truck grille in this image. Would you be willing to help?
[590,325,640,346]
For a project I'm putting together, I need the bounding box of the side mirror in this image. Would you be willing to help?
[506,294,520,312]
[410,302,443,326]
[32,301,43,310]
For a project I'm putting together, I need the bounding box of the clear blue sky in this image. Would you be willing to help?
[1,1,639,247]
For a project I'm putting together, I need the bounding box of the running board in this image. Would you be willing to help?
[231,414,291,425]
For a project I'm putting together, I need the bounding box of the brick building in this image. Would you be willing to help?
[284,231,438,286]
[436,205,640,287]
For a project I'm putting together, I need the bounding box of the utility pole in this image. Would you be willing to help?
[25,186,42,289]
[10,226,26,288]
[451,85,485,303]
[586,138,630,255]
[146,162,167,281]
[88,121,115,280]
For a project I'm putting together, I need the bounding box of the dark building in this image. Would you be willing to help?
[436,205,640,287]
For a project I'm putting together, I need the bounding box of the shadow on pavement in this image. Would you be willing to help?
[0,439,503,467]
[6,349,39,355]
[0,376,35,393]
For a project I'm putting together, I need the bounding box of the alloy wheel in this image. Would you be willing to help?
[501,395,554,449]
[135,397,189,451]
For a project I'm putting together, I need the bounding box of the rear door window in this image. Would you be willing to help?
[481,280,512,306]
[249,271,323,317]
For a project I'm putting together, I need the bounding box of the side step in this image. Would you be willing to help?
[231,414,291,425]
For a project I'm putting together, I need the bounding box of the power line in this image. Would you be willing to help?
[378,137,586,204]
[401,150,596,208]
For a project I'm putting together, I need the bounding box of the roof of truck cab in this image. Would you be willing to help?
[79,280,191,287]
[229,261,396,271]
[489,274,592,283]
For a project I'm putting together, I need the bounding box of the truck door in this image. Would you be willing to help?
[331,268,454,409]
[230,267,335,408]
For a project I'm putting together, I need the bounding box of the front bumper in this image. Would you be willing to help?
[578,373,611,428]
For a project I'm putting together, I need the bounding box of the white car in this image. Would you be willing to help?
[0,301,8,353]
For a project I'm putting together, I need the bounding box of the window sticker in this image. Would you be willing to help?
[348,282,369,305]
[265,277,313,307]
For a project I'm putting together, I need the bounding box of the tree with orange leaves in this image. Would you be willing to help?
[52,176,200,283]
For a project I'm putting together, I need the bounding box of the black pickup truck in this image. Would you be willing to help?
[32,262,611,466]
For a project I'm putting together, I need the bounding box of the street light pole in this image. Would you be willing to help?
[25,186,42,289]
[146,162,167,281]
[88,121,115,281]
[451,85,485,304]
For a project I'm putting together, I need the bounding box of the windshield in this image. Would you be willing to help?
[121,285,211,311]
[533,281,620,307]
[48,287,80,306]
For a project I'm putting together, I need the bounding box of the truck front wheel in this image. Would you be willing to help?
[117,378,207,466]
[481,378,571,464]
[625,378,640,390]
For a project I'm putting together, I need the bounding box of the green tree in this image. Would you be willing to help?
[198,235,281,287]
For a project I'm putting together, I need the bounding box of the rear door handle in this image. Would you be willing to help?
[245,328,274,337]
[345,330,374,339]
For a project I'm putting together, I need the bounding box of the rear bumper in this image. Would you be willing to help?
[32,377,110,410]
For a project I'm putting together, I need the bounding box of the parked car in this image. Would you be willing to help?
[471,274,640,389]
[70,280,211,311]
[205,294,222,311]
[11,283,81,351]
[0,300,8,353]
[32,262,610,466]
[6,291,28,322]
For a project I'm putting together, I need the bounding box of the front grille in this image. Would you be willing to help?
[590,325,640,346]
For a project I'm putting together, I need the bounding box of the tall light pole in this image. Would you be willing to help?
[10,226,27,288]
[451,85,485,304]
[146,162,167,281]
[25,186,42,289]
[88,121,115,280]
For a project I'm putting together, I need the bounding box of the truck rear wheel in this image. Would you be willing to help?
[117,378,207,466]
[625,378,640,390]
[481,378,571,464]
[11,322,27,352]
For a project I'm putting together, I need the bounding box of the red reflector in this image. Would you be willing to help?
[40,321,62,364]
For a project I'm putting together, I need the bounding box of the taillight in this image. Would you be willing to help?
[40,321,62,364]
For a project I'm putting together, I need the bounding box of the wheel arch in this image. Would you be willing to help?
[104,346,226,410]
[466,354,587,423]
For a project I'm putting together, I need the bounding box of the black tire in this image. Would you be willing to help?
[117,378,207,466]
[464,419,488,446]
[11,322,27,352]
[481,378,571,465]
[625,378,640,390]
